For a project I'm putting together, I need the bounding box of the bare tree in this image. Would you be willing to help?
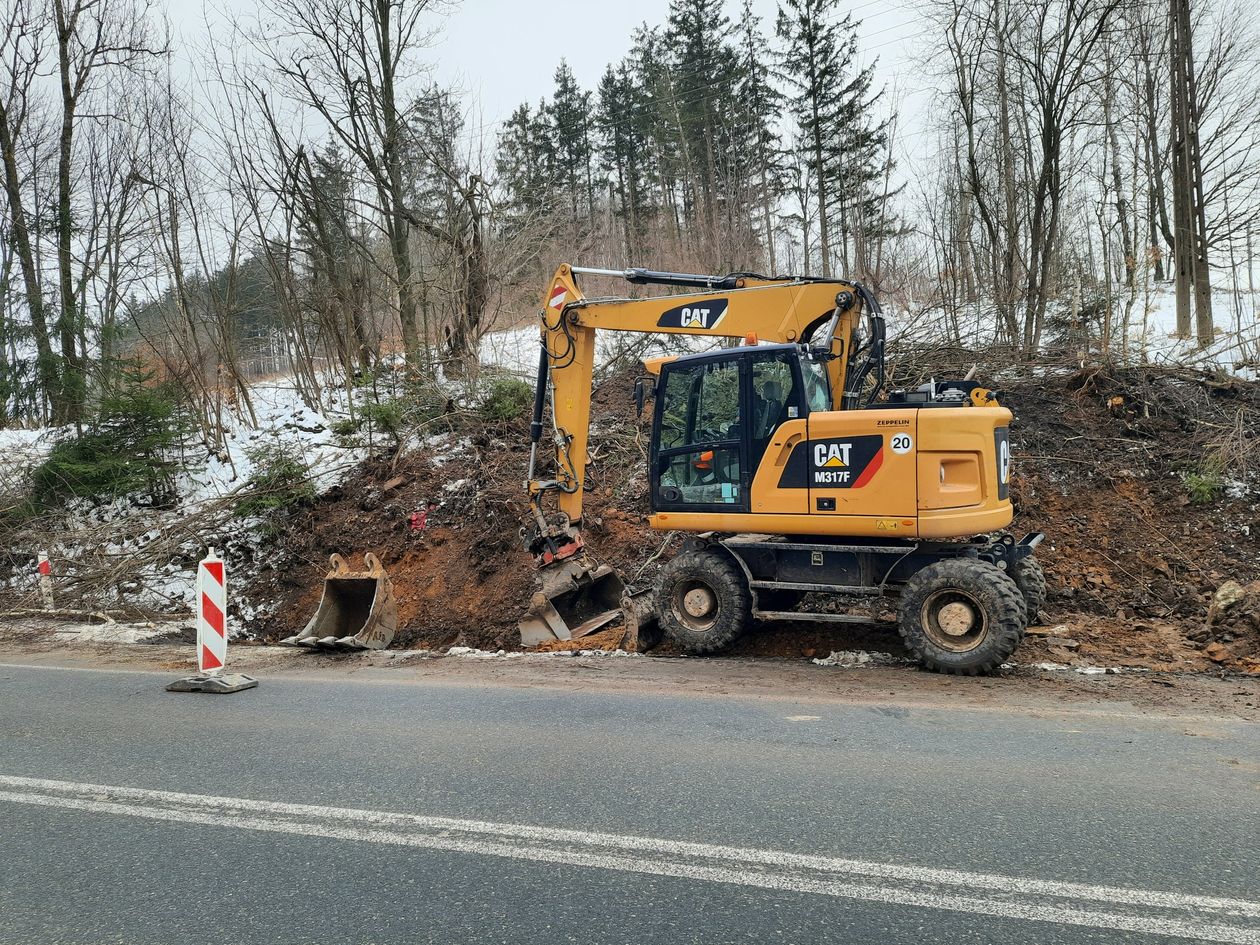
[0,0,60,417]
[258,0,441,367]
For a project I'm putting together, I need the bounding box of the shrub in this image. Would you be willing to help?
[479,376,534,423]
[330,418,359,438]
[30,362,189,508]
[360,399,405,442]
[232,441,316,523]
[1184,470,1223,506]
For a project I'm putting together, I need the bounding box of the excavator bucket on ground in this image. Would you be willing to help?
[520,557,627,646]
[520,557,663,652]
[281,553,397,651]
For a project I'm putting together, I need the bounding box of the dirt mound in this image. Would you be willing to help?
[240,370,660,651]
[241,362,1260,672]
[1200,580,1260,671]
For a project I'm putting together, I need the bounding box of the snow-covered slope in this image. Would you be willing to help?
[0,376,366,621]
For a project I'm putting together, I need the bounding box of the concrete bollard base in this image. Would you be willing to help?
[165,673,258,694]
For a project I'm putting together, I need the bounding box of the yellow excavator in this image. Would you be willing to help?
[520,264,1044,673]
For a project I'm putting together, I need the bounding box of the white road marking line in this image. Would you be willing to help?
[0,661,170,676]
[3,774,1254,916]
[1,776,1258,942]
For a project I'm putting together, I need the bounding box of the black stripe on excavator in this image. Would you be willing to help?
[656,298,730,330]
[778,435,884,489]
[995,427,1011,501]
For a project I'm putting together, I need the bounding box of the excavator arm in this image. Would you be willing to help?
[523,263,884,563]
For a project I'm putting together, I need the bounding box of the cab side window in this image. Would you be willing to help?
[655,358,743,508]
[751,355,797,442]
[747,353,802,477]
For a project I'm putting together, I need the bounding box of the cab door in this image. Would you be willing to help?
[651,356,750,513]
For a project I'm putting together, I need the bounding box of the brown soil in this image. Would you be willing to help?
[240,363,1260,673]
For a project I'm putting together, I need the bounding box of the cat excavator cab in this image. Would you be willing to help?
[520,265,1044,673]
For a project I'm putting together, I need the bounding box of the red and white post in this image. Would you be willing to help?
[197,548,228,675]
[37,552,54,611]
[167,547,257,693]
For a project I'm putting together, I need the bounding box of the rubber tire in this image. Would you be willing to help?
[656,550,751,654]
[1011,555,1046,622]
[897,558,1027,675]
[755,589,804,612]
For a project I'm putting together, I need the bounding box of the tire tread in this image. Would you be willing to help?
[897,557,1026,675]
[656,549,751,654]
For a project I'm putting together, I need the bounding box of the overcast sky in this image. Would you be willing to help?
[430,0,922,123]
[173,0,932,169]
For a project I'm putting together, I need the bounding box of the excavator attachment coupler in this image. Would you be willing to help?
[520,557,630,646]
[281,553,397,651]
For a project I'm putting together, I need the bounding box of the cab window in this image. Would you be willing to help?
[751,355,798,442]
[802,357,831,413]
[658,359,741,448]
[654,358,743,508]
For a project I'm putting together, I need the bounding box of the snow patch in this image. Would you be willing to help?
[811,649,906,668]
[444,645,638,660]
[51,622,166,644]
[1,374,367,622]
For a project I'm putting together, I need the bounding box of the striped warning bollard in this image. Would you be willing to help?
[198,549,227,674]
[166,548,257,694]
[37,552,54,611]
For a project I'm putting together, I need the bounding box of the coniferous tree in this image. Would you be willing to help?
[777,0,891,278]
[733,0,786,272]
[549,60,596,220]
[597,62,653,259]
[496,103,551,222]
[665,0,740,254]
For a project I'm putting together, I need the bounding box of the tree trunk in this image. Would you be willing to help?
[1179,0,1212,346]
[1169,0,1194,339]
[0,111,60,415]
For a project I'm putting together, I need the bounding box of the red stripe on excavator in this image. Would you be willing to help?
[852,448,884,488]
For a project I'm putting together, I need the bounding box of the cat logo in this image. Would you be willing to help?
[682,308,710,328]
[778,434,884,490]
[994,427,1011,500]
[657,298,730,330]
[814,443,851,468]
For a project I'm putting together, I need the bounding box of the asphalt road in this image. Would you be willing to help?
[2,659,1258,944]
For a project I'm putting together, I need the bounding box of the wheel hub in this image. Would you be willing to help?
[920,588,988,653]
[937,601,976,636]
[682,587,717,618]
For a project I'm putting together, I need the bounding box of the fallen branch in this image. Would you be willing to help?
[0,608,118,624]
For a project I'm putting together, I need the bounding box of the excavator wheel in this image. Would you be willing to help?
[1010,555,1046,623]
[897,558,1027,675]
[656,550,751,654]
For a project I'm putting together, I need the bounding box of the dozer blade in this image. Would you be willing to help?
[280,553,398,651]
[519,556,628,647]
